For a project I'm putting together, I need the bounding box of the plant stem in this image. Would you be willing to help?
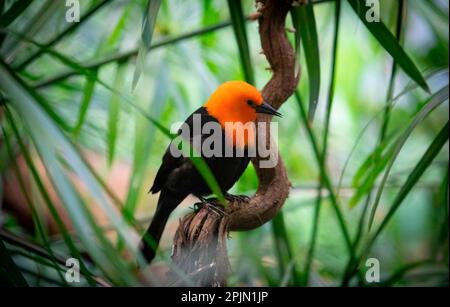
[342,0,406,286]
[295,92,355,267]
[303,0,341,286]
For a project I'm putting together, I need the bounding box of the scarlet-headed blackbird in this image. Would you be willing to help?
[141,81,281,263]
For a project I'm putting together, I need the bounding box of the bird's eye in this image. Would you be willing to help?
[247,100,255,107]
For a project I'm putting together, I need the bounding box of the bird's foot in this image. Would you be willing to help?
[225,193,250,204]
[193,196,227,216]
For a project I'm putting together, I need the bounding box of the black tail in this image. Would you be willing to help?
[140,190,185,263]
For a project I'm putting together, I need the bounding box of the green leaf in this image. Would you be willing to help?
[348,143,392,208]
[2,122,69,286]
[378,0,405,142]
[0,237,28,287]
[4,29,227,221]
[347,0,430,93]
[202,0,221,26]
[337,69,448,198]
[0,59,140,284]
[189,156,226,204]
[369,120,449,251]
[294,91,355,261]
[107,62,127,165]
[422,0,449,22]
[5,29,168,135]
[351,144,385,188]
[227,0,254,85]
[123,60,169,220]
[132,0,162,90]
[4,111,97,285]
[14,0,113,71]
[0,0,33,28]
[292,2,321,121]
[103,1,133,51]
[33,20,233,89]
[73,71,97,135]
[3,0,63,58]
[368,85,449,230]
[303,0,341,287]
[272,212,301,286]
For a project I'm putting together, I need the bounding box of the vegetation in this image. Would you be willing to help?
[0,0,448,286]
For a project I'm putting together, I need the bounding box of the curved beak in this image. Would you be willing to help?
[254,101,282,117]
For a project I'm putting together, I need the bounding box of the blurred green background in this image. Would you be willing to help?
[0,0,448,286]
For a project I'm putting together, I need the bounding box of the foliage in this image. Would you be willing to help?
[0,0,448,286]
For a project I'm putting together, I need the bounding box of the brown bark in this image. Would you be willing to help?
[168,0,299,286]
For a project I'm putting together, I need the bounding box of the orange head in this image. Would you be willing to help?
[204,81,281,127]
[204,81,281,147]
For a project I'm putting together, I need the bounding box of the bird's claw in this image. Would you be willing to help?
[225,193,250,204]
[193,197,226,216]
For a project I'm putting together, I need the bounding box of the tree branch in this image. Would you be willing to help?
[168,0,299,286]
[227,0,299,231]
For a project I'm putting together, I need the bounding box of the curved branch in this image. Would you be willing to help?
[227,0,299,230]
[168,0,299,286]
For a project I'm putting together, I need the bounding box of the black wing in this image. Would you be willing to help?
[149,107,210,194]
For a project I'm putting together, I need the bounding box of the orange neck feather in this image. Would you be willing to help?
[204,81,262,148]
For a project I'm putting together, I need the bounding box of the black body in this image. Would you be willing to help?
[141,107,250,263]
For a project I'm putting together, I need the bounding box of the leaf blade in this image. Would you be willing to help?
[293,2,321,121]
[367,121,449,256]
[74,71,97,135]
[368,85,449,229]
[132,0,162,90]
[227,0,254,84]
[347,0,430,93]
[0,0,33,28]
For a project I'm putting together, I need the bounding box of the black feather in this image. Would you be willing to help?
[141,107,251,263]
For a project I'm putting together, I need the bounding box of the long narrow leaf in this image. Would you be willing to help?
[3,0,63,58]
[0,60,140,284]
[292,2,321,121]
[74,71,97,135]
[227,0,254,84]
[123,60,169,219]
[0,0,33,28]
[368,85,449,229]
[272,212,301,286]
[14,0,113,71]
[5,32,226,207]
[2,124,68,285]
[0,0,5,15]
[303,0,340,286]
[33,20,234,89]
[0,237,28,287]
[336,69,448,199]
[294,92,355,260]
[4,109,97,285]
[132,0,161,90]
[107,62,127,165]
[379,0,405,142]
[343,122,450,283]
[347,0,430,93]
[372,121,449,241]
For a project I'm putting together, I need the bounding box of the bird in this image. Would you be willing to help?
[140,80,281,263]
